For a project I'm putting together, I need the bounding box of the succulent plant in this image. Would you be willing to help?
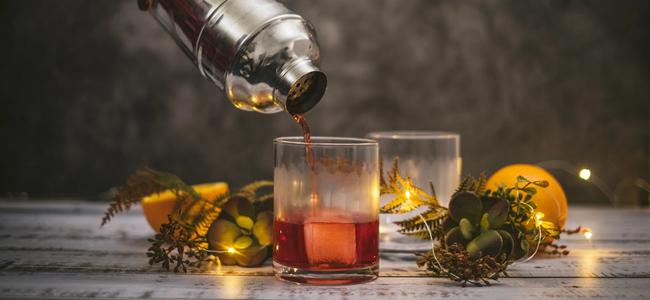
[444,191,515,261]
[381,158,559,286]
[207,197,273,267]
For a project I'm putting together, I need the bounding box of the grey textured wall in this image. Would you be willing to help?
[1,0,648,199]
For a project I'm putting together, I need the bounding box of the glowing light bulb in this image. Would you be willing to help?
[579,168,591,181]
[227,247,236,254]
[403,190,412,209]
[583,229,593,240]
[535,212,544,227]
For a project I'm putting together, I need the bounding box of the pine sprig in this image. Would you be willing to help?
[416,243,508,287]
[540,226,582,256]
[146,214,209,272]
[101,168,197,226]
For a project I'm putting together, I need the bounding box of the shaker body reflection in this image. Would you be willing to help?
[139,0,327,114]
[273,137,380,285]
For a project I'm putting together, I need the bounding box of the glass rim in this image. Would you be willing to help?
[367,130,459,140]
[274,136,378,147]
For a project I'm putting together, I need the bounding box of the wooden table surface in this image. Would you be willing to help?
[0,200,649,299]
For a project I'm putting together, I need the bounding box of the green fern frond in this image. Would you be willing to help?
[395,208,447,232]
[381,195,407,213]
[473,173,487,195]
[101,168,198,227]
[394,213,423,228]
[257,193,273,203]
[399,229,435,240]
[240,180,273,195]
[453,176,472,197]
[428,182,440,206]
[380,157,449,241]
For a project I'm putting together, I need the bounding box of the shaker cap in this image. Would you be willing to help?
[280,60,327,115]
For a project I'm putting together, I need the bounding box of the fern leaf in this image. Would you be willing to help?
[428,181,442,206]
[381,195,407,213]
[475,173,487,195]
[399,229,433,239]
[101,168,193,226]
[396,221,428,233]
[452,176,471,197]
[257,193,274,203]
[394,208,448,234]
[240,180,273,194]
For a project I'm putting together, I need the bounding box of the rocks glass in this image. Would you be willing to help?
[273,137,380,284]
[366,131,461,250]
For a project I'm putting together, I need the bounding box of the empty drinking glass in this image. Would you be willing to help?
[366,131,461,250]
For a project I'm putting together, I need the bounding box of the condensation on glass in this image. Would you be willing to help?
[367,131,461,250]
[273,137,379,285]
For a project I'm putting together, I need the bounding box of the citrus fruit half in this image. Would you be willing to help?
[486,164,567,229]
[141,182,228,232]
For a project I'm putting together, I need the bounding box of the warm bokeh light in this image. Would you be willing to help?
[222,275,243,298]
[583,228,593,240]
[227,247,237,254]
[579,168,592,180]
[579,249,599,277]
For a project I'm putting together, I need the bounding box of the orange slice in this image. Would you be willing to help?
[141,182,228,232]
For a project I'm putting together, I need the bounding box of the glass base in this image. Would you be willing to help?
[273,261,379,285]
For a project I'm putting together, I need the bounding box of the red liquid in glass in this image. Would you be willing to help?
[280,114,379,274]
[273,218,379,270]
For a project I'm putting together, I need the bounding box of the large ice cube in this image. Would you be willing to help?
[303,211,356,266]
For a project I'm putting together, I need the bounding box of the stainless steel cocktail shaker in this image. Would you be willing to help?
[138,0,326,114]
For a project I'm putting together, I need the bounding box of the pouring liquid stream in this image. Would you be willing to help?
[292,114,314,169]
[277,113,379,270]
[292,114,318,206]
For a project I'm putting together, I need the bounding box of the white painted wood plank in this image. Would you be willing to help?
[0,272,649,300]
[1,202,650,278]
[2,247,649,278]
[0,202,650,277]
[1,201,650,299]
[3,201,648,241]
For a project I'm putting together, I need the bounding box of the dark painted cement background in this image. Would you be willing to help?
[1,1,648,201]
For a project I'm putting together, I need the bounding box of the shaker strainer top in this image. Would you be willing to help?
[285,71,327,115]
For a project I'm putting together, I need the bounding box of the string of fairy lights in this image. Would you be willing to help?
[215,161,602,268]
